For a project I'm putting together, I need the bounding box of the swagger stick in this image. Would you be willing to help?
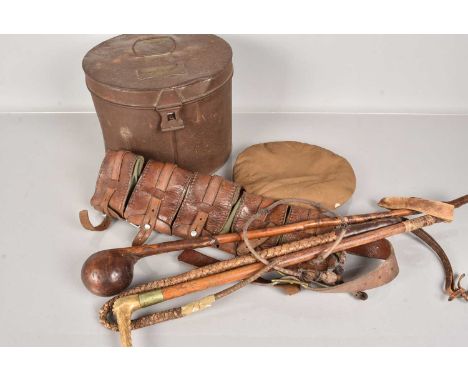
[83,195,464,296]
[107,195,468,346]
[84,217,396,297]
[110,214,447,346]
[100,221,392,332]
[82,205,426,296]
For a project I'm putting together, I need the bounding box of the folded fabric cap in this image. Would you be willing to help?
[233,141,356,210]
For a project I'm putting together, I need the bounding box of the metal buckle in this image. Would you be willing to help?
[155,88,185,132]
[157,105,184,132]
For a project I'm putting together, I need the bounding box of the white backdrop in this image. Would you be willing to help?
[1,34,468,113]
[1,35,468,346]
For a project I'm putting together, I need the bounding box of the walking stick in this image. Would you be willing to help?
[82,202,435,296]
[104,195,468,346]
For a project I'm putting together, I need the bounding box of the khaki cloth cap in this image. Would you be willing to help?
[233,141,356,210]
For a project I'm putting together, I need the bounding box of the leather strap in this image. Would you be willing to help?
[132,197,162,246]
[132,162,177,246]
[410,227,468,301]
[110,150,126,181]
[379,199,467,300]
[177,239,399,295]
[100,187,117,217]
[189,211,210,237]
[79,210,112,231]
[313,240,398,294]
[103,150,125,209]
[81,150,128,231]
[231,194,289,253]
[188,176,223,237]
[178,249,220,267]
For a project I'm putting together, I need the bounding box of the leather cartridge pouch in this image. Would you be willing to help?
[82,150,335,255]
[230,192,289,252]
[172,173,242,239]
[124,161,193,245]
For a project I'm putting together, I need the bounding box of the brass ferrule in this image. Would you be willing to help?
[138,289,164,308]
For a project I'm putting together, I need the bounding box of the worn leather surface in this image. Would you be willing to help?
[90,150,138,218]
[230,192,289,250]
[124,161,193,238]
[85,150,335,255]
[172,173,241,238]
[178,239,397,295]
[281,204,328,243]
[315,239,398,294]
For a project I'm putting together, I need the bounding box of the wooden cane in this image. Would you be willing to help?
[83,196,467,296]
[82,206,424,296]
[83,194,467,297]
[109,195,468,346]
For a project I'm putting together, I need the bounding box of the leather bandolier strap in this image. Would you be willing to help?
[172,173,241,239]
[178,238,398,296]
[80,150,140,231]
[81,150,327,257]
[124,161,189,246]
[83,150,467,302]
[81,150,348,292]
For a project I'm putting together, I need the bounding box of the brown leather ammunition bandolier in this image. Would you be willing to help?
[80,149,345,285]
[80,150,468,347]
[81,150,468,299]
